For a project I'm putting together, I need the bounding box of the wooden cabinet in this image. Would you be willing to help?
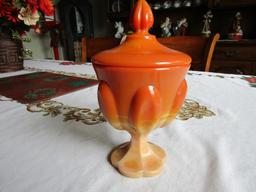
[211,40,256,75]
[106,0,256,75]
[107,0,256,39]
[209,0,256,7]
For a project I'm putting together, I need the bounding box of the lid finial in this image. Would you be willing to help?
[130,0,154,34]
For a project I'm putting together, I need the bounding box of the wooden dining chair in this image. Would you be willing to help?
[158,33,220,71]
[81,37,120,62]
[83,34,220,72]
[204,33,220,72]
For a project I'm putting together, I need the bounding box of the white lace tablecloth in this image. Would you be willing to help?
[0,59,256,192]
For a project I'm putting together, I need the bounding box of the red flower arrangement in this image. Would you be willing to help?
[0,0,54,39]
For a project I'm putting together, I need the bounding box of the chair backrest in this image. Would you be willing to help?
[203,33,220,72]
[82,37,120,62]
[83,34,220,71]
[158,34,220,71]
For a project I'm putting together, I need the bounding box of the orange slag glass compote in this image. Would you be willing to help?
[92,0,191,178]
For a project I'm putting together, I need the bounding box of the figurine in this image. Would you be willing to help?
[173,17,188,36]
[183,0,192,7]
[162,1,172,9]
[234,12,243,39]
[160,17,172,37]
[229,12,243,40]
[173,0,182,8]
[201,10,213,37]
[178,17,188,36]
[114,21,125,39]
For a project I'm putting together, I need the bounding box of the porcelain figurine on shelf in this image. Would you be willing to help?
[173,0,182,7]
[92,0,191,178]
[160,17,172,37]
[229,12,243,40]
[183,0,192,7]
[162,0,172,9]
[114,21,125,39]
[178,17,188,36]
[173,17,188,36]
[201,10,213,37]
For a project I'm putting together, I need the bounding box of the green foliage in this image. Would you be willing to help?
[11,30,31,42]
[22,48,33,58]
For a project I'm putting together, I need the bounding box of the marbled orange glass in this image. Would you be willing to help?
[92,0,191,178]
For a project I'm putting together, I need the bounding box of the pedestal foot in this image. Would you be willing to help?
[110,142,166,178]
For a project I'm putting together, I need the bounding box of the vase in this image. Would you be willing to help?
[0,32,24,73]
[92,0,191,178]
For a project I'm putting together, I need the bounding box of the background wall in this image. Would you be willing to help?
[24,0,114,60]
[23,31,55,59]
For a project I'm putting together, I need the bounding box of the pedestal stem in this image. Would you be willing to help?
[110,132,166,178]
[129,133,151,157]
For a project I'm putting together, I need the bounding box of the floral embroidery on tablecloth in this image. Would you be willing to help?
[187,72,228,78]
[27,100,105,125]
[188,72,256,88]
[26,99,215,125]
[177,99,215,120]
